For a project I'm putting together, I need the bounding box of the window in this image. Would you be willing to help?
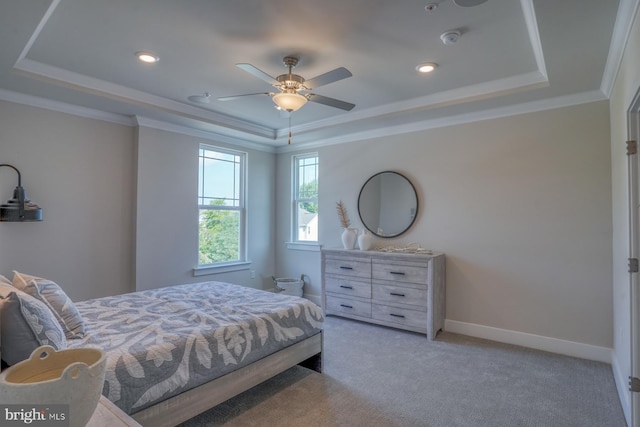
[198,145,246,266]
[293,154,319,242]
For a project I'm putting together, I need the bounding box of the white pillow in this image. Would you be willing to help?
[12,271,86,339]
[0,275,11,285]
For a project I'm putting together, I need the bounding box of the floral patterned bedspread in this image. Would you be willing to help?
[69,282,323,414]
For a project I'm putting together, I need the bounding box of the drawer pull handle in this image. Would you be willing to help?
[390,292,406,297]
[340,285,354,289]
[340,266,354,270]
[389,271,405,275]
[389,313,405,318]
[340,304,354,309]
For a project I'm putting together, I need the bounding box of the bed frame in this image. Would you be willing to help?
[131,331,323,427]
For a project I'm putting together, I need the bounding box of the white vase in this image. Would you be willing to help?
[358,229,373,251]
[341,228,357,249]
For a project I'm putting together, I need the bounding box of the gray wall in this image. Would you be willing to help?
[0,101,135,300]
[0,104,278,301]
[277,100,613,350]
[135,125,277,291]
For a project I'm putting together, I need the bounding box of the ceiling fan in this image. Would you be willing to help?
[217,56,355,113]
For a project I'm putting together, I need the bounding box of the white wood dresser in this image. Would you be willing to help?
[321,248,445,340]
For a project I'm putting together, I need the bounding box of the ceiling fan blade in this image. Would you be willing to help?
[307,94,355,111]
[304,67,352,89]
[217,92,272,101]
[236,63,279,85]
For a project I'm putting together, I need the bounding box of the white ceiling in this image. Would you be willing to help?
[0,0,629,150]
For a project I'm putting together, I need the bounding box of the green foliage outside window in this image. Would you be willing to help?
[299,180,318,214]
[198,200,239,264]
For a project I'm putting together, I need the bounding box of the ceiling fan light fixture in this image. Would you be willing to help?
[273,92,308,112]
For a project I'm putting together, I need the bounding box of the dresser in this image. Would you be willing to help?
[321,248,445,340]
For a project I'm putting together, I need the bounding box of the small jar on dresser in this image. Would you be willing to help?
[321,248,445,340]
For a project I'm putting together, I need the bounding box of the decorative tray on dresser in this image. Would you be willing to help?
[321,248,445,340]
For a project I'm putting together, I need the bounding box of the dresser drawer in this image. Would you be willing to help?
[372,261,427,284]
[372,303,427,330]
[373,284,427,307]
[326,295,371,318]
[325,276,371,299]
[325,258,371,279]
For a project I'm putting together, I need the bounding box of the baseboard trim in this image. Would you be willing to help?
[444,319,612,364]
[611,351,632,425]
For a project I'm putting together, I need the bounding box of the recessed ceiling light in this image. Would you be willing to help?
[135,51,159,64]
[416,63,438,73]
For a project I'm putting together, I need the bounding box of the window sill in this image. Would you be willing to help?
[193,261,252,277]
[286,242,321,252]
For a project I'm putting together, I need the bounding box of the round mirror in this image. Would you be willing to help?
[357,171,418,238]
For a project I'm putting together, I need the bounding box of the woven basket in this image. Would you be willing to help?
[0,345,106,427]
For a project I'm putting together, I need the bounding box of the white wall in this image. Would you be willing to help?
[609,3,640,423]
[135,125,277,291]
[277,101,613,351]
[0,101,135,300]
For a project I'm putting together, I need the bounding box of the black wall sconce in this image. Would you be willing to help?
[0,164,43,222]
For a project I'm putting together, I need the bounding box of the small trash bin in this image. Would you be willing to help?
[272,275,304,297]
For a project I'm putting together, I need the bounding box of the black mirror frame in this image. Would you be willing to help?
[357,171,418,238]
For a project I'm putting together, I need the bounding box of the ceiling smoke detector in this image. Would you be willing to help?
[440,30,461,45]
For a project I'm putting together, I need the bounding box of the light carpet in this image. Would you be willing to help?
[179,316,626,427]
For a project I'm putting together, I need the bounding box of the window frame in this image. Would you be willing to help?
[292,153,319,244]
[196,144,247,269]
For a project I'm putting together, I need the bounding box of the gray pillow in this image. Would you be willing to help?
[12,271,86,339]
[0,285,67,366]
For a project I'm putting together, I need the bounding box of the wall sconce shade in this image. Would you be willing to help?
[0,164,43,222]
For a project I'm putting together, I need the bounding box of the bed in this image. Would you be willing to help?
[64,281,324,426]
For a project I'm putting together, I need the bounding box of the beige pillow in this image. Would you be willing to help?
[12,271,86,339]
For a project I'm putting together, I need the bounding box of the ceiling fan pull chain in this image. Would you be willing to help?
[288,115,292,144]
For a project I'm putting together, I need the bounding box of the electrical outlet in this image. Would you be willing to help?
[250,270,255,279]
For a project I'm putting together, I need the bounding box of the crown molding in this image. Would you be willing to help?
[0,88,135,126]
[279,71,549,139]
[13,58,276,140]
[520,0,547,80]
[134,116,276,153]
[277,90,607,153]
[601,0,640,97]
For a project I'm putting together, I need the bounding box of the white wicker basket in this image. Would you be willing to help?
[0,345,106,427]
[274,276,304,297]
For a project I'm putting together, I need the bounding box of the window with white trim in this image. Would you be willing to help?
[293,153,319,242]
[198,145,246,266]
